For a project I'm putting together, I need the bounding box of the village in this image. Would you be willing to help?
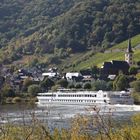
[0,39,140,104]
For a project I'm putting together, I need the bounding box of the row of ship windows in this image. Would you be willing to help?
[58,94,99,97]
[42,99,98,102]
[40,95,107,97]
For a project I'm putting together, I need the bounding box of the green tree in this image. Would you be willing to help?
[92,80,107,91]
[132,92,140,103]
[40,78,54,90]
[22,78,33,92]
[83,82,91,89]
[75,83,82,89]
[129,67,137,75]
[113,74,128,91]
[106,81,113,91]
[57,79,68,88]
[68,83,75,89]
[91,65,99,78]
[130,81,140,92]
[28,84,41,97]
[1,84,15,97]
[137,61,140,66]
[136,73,140,80]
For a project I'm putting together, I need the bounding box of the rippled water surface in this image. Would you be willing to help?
[0,104,140,130]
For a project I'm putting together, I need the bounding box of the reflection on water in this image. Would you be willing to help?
[0,104,140,130]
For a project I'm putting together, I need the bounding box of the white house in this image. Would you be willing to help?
[42,72,59,78]
[65,72,82,80]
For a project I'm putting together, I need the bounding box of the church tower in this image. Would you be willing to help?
[125,38,134,65]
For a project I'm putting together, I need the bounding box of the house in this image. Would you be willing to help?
[80,69,92,78]
[108,75,116,80]
[65,72,82,82]
[18,69,32,78]
[41,67,60,79]
[80,69,94,82]
[42,72,59,78]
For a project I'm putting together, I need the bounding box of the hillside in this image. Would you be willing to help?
[61,34,140,71]
[0,0,140,67]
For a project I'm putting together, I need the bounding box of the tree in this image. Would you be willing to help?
[68,83,75,89]
[91,65,99,78]
[28,84,41,97]
[40,78,54,90]
[22,78,33,92]
[136,73,140,80]
[92,80,107,91]
[1,84,15,97]
[130,81,140,92]
[132,92,140,103]
[75,83,82,89]
[83,83,91,89]
[106,81,113,91]
[113,74,128,91]
[57,79,68,88]
[137,61,140,66]
[129,67,137,75]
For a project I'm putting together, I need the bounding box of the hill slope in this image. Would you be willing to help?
[61,34,140,71]
[0,0,140,66]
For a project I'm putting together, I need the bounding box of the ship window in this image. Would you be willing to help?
[104,95,106,97]
[92,95,95,97]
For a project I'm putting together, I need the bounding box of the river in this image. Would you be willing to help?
[0,104,140,130]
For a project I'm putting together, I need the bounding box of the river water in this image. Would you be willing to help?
[0,104,140,130]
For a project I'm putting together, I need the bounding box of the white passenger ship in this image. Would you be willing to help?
[37,89,134,105]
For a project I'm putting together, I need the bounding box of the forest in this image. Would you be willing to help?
[0,0,140,65]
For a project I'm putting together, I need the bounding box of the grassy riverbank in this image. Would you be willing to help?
[0,96,38,105]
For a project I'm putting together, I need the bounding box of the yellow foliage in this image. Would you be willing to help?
[136,73,140,80]
[0,114,140,140]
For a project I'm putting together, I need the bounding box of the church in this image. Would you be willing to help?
[125,38,134,65]
[101,38,134,76]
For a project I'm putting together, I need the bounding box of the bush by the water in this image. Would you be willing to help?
[12,97,22,103]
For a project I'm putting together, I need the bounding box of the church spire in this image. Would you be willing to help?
[125,38,134,65]
[126,38,133,53]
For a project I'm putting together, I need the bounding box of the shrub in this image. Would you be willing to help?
[129,67,138,75]
[1,85,15,97]
[28,85,41,97]
[75,83,82,89]
[68,83,75,89]
[132,92,140,104]
[51,85,60,91]
[83,83,91,89]
[12,97,22,103]
[22,78,33,92]
[136,73,140,80]
[130,81,140,92]
[113,74,128,91]
[5,97,13,103]
[92,80,107,91]
[57,79,68,88]
[40,78,54,90]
